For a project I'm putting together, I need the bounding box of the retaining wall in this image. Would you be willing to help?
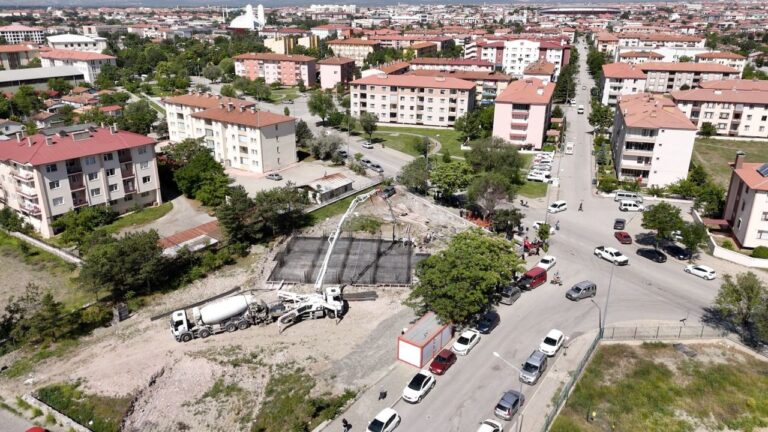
[4,230,82,266]
[22,394,91,432]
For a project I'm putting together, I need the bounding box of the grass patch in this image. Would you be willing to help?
[371,132,428,157]
[4,339,80,378]
[201,378,247,400]
[347,215,384,234]
[551,343,768,432]
[0,400,21,416]
[518,181,548,198]
[35,381,131,432]
[0,231,76,275]
[270,86,300,102]
[373,126,464,157]
[99,202,173,234]
[309,186,377,223]
[693,138,768,187]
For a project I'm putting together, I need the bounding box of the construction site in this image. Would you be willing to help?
[0,187,471,432]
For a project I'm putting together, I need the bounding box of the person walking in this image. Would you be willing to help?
[578,201,583,212]
[342,418,351,432]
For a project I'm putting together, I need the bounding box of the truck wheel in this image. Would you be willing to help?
[199,329,212,339]
[237,321,250,330]
[327,310,336,319]
[180,333,193,343]
[225,322,237,333]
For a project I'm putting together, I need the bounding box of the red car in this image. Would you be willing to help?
[614,231,632,244]
[428,349,457,375]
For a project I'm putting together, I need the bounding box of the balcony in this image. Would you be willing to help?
[624,133,657,143]
[123,180,136,194]
[19,202,41,216]
[620,159,652,170]
[66,163,82,175]
[118,151,132,164]
[121,168,135,179]
[15,184,37,198]
[511,112,528,120]
[11,169,34,182]
[622,148,654,157]
[69,173,85,191]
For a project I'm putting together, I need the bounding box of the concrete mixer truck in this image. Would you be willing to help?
[170,291,285,342]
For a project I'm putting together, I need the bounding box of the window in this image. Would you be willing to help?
[52,197,64,206]
[140,161,149,170]
[138,146,147,155]
[85,156,96,165]
[90,187,101,197]
[758,230,768,240]
[719,113,729,119]
[124,195,133,202]
[109,184,118,192]
[747,115,752,121]
[106,168,115,177]
[103,153,114,161]
[45,164,57,173]
[87,172,99,181]
[762,212,768,221]
[142,176,151,184]
[49,180,60,190]
[717,123,727,130]
[704,112,713,119]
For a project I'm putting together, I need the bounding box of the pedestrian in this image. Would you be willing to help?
[378,387,387,400]
[342,418,351,432]
[578,201,583,212]
[535,247,541,256]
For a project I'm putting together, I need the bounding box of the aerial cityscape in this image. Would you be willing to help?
[1,2,768,432]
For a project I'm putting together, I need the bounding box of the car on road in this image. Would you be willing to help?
[582,85,587,90]
[362,142,375,149]
[475,311,500,334]
[685,264,716,280]
[402,370,436,403]
[494,390,525,421]
[282,99,294,104]
[452,329,481,355]
[565,142,574,154]
[664,243,692,260]
[265,173,283,181]
[594,246,629,265]
[566,280,597,301]
[519,350,548,385]
[637,248,667,263]
[428,349,457,375]
[337,149,348,158]
[619,200,644,212]
[613,218,626,230]
[497,284,522,305]
[539,329,565,356]
[380,185,396,198]
[369,163,384,173]
[548,200,568,213]
[532,221,556,235]
[367,408,400,432]
[361,158,372,167]
[536,255,557,271]
[476,419,504,432]
[614,231,632,244]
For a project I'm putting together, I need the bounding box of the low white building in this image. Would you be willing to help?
[39,50,116,83]
[47,34,108,53]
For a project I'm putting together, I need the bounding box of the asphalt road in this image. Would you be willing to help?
[388,41,725,432]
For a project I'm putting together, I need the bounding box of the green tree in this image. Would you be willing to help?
[174,151,226,198]
[679,222,708,262]
[309,134,343,160]
[454,111,482,141]
[430,160,474,197]
[466,172,515,217]
[551,105,564,118]
[195,172,232,206]
[715,272,766,336]
[700,122,717,137]
[295,119,314,146]
[251,184,310,237]
[397,157,429,194]
[588,100,613,133]
[52,206,119,249]
[694,181,726,217]
[307,91,335,125]
[284,106,290,116]
[155,60,190,91]
[218,58,235,80]
[641,202,684,247]
[165,137,208,165]
[118,100,158,135]
[359,112,378,144]
[58,104,75,126]
[11,85,43,116]
[537,223,551,242]
[48,78,73,94]
[297,79,306,92]
[98,91,130,106]
[220,84,236,97]
[216,186,257,244]
[95,63,119,89]
[25,292,68,343]
[490,208,523,238]
[466,136,524,182]
[678,55,693,63]
[406,230,523,325]
[202,64,222,82]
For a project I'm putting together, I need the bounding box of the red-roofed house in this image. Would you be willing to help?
[492,78,555,149]
[600,63,647,106]
[694,51,747,73]
[0,125,161,237]
[724,152,768,248]
[233,53,317,86]
[163,93,256,142]
[350,74,476,127]
[671,87,768,139]
[318,57,355,90]
[39,49,116,83]
[639,62,740,93]
[0,44,38,70]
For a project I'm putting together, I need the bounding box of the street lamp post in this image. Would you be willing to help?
[493,351,525,432]
[589,299,603,334]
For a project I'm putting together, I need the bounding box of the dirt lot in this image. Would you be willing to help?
[0,189,467,431]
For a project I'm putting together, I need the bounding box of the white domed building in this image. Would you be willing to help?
[229,4,266,32]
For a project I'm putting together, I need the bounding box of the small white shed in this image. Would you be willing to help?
[397,312,453,368]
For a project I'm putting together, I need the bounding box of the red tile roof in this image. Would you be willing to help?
[639,62,738,74]
[376,61,410,74]
[410,57,493,67]
[524,60,556,75]
[191,107,294,129]
[0,127,155,166]
[671,88,768,105]
[618,50,664,59]
[406,69,514,82]
[0,24,43,31]
[602,62,647,79]
[158,220,221,249]
[617,93,696,130]
[734,163,768,192]
[700,79,768,92]
[163,93,255,110]
[40,49,115,61]
[696,51,746,60]
[351,74,475,90]
[328,38,379,46]
[495,78,555,105]
[0,44,37,53]
[233,52,316,62]
[317,56,355,65]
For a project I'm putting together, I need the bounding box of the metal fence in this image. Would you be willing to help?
[602,325,730,341]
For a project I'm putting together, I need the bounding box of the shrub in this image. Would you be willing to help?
[598,177,618,193]
[751,246,768,259]
[721,239,735,250]
[647,185,666,197]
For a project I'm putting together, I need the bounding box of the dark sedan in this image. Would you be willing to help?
[664,244,692,260]
[636,248,667,263]
[475,311,500,334]
[613,218,626,230]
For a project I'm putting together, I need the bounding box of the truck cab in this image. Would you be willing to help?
[170,310,192,342]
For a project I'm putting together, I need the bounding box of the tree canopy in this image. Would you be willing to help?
[641,202,683,246]
[397,157,430,194]
[430,160,474,197]
[307,91,335,125]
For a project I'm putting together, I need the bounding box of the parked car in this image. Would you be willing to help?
[636,248,667,263]
[519,350,548,385]
[452,329,481,355]
[475,311,500,334]
[685,264,716,280]
[369,163,384,173]
[619,200,644,212]
[517,267,547,290]
[594,246,629,265]
[536,255,557,271]
[477,419,504,432]
[539,329,565,356]
[664,244,692,260]
[527,172,550,182]
[497,284,522,305]
[428,349,457,375]
[566,280,597,301]
[337,149,348,158]
[613,218,626,230]
[548,200,568,213]
[361,158,372,167]
[494,390,525,421]
[380,186,396,198]
[614,231,632,244]
[266,173,283,181]
[362,142,375,149]
[367,408,400,432]
[401,370,436,403]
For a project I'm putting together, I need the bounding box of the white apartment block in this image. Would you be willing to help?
[641,62,740,93]
[600,63,648,107]
[350,74,476,127]
[47,34,108,53]
[0,24,44,44]
[695,52,747,74]
[672,87,768,139]
[328,39,380,66]
[409,58,494,73]
[502,39,542,77]
[190,105,297,173]
[39,50,116,83]
[724,153,768,249]
[611,93,697,187]
[163,93,255,143]
[0,125,162,238]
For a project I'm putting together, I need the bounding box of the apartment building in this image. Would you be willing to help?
[641,62,740,93]
[492,78,555,150]
[233,53,317,87]
[723,152,768,249]
[0,24,44,45]
[47,34,108,53]
[409,58,494,73]
[0,44,38,70]
[464,40,505,67]
[0,125,161,238]
[671,87,768,138]
[39,50,117,83]
[405,69,514,105]
[617,50,664,64]
[611,93,697,187]
[600,63,648,107]
[263,35,319,55]
[350,74,475,127]
[694,51,747,73]
[190,105,297,173]
[163,93,255,143]
[82,24,127,37]
[328,39,380,66]
[407,42,438,58]
[318,56,355,90]
[597,32,705,60]
[500,39,569,79]
[523,60,556,83]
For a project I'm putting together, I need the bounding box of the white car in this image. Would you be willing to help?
[477,419,504,432]
[452,329,481,355]
[527,172,549,182]
[401,370,436,403]
[367,408,401,432]
[548,200,567,213]
[536,255,557,271]
[685,264,716,280]
[594,246,629,265]
[532,221,556,235]
[539,329,565,356]
[362,142,375,149]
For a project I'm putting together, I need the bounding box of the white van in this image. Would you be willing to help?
[619,200,644,212]
[577,105,584,114]
[565,142,574,154]
[613,191,643,203]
